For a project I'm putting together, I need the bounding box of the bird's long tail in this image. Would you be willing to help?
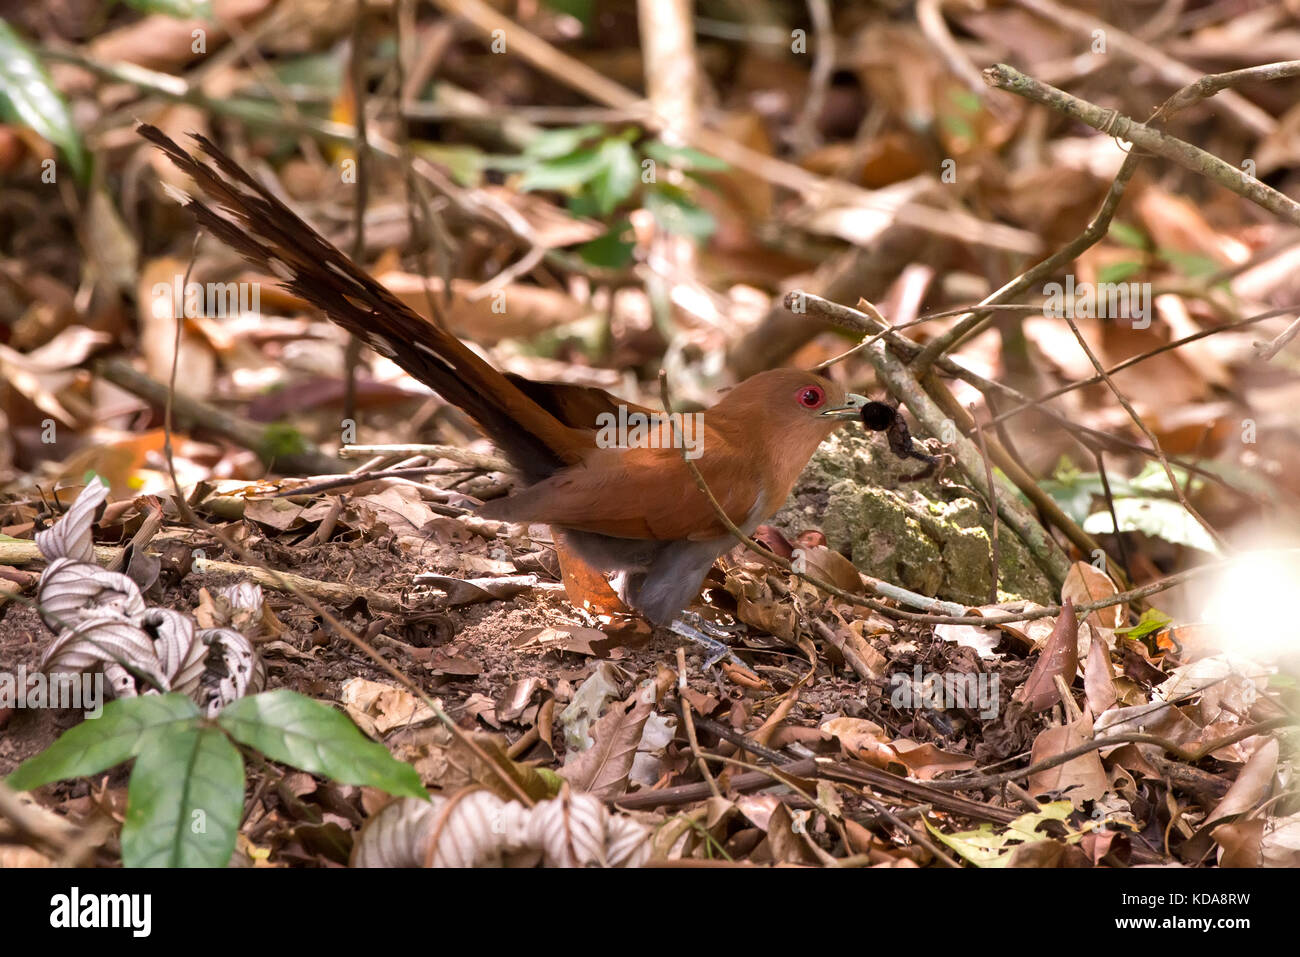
[138,124,577,481]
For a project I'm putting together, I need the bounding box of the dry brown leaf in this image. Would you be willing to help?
[1028,707,1109,808]
[1015,598,1079,712]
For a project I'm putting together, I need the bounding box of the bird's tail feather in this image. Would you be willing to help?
[138,123,576,481]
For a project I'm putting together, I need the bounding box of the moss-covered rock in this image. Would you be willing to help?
[773,429,1054,606]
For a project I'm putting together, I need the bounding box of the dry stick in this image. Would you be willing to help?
[158,245,532,808]
[97,357,341,475]
[1013,0,1277,135]
[1154,59,1300,118]
[917,58,1300,377]
[969,404,1000,605]
[1058,310,1226,551]
[916,0,990,97]
[1257,316,1300,361]
[854,790,960,868]
[670,707,1029,830]
[987,305,1300,428]
[912,152,1140,378]
[926,716,1293,792]
[424,0,1042,256]
[697,752,858,865]
[789,0,835,150]
[676,647,722,801]
[984,63,1300,227]
[342,1,371,426]
[392,0,457,324]
[340,442,510,472]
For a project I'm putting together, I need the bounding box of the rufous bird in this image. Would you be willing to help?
[139,125,866,657]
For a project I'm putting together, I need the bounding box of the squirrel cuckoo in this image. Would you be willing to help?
[139,125,866,658]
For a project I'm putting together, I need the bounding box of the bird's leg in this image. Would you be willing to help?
[669,613,747,669]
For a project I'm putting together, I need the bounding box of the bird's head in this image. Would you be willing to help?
[716,369,867,431]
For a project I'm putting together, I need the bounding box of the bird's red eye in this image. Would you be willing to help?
[796,385,826,409]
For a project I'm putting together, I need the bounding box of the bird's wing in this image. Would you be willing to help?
[477,443,762,541]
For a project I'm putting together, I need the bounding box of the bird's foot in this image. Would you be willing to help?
[670,615,747,670]
[681,611,746,640]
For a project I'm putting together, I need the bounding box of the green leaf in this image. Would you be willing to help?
[0,21,89,183]
[218,690,427,798]
[1156,248,1220,278]
[7,694,200,792]
[542,0,594,29]
[642,140,729,172]
[645,189,716,240]
[122,724,243,867]
[1129,460,1199,495]
[1097,261,1144,284]
[591,138,639,214]
[519,147,606,192]
[121,0,213,17]
[523,124,605,160]
[1108,221,1147,249]
[1083,498,1220,554]
[925,801,1074,868]
[577,225,635,268]
[1116,608,1173,641]
[413,142,485,188]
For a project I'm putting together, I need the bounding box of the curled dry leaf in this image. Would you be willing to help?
[793,544,865,594]
[141,608,206,695]
[35,477,107,564]
[351,790,650,868]
[33,482,265,714]
[40,617,167,696]
[1083,633,1118,715]
[37,558,147,633]
[194,627,266,719]
[1014,598,1079,713]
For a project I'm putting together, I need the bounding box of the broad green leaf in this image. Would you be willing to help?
[578,226,635,268]
[122,724,243,867]
[7,694,200,791]
[642,140,729,172]
[519,147,606,192]
[523,124,605,160]
[645,189,715,240]
[925,801,1074,868]
[1084,498,1220,554]
[591,138,638,214]
[0,21,89,182]
[121,0,213,16]
[218,690,426,798]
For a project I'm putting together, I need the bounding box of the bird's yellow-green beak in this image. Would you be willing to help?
[820,393,869,419]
